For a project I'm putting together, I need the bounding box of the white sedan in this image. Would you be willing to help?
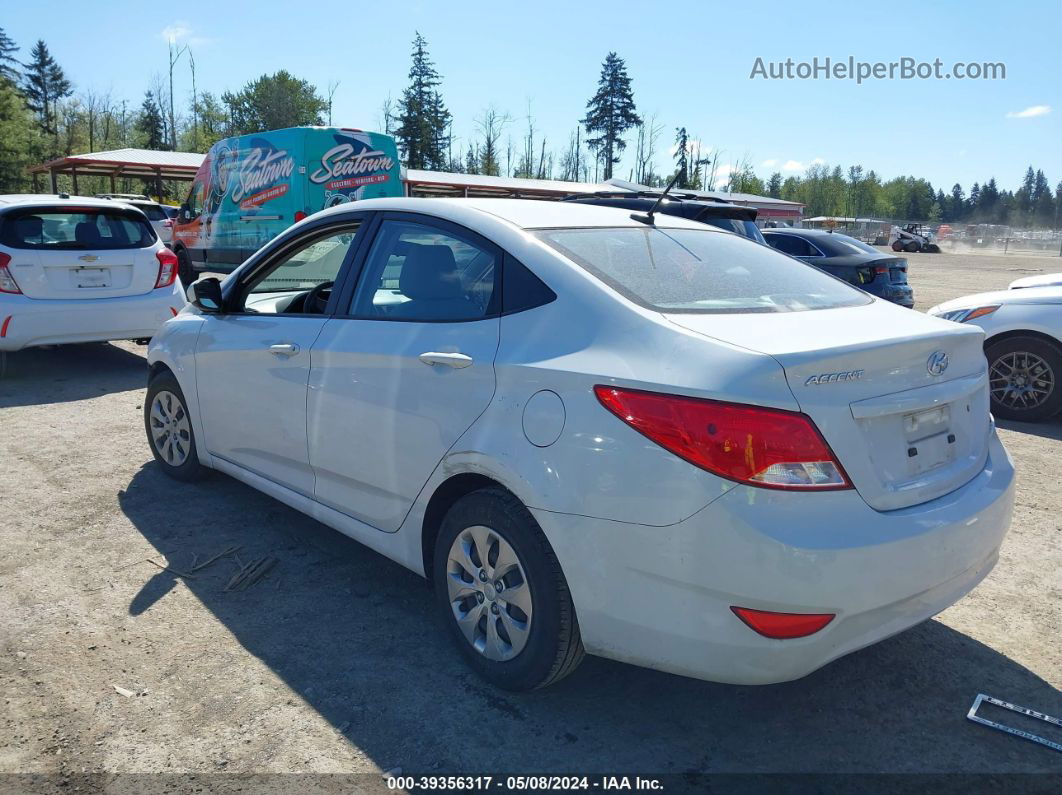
[929,286,1062,421]
[146,198,1014,690]
[0,195,185,354]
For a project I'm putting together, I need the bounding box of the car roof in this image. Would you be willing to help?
[313,197,719,231]
[0,194,146,213]
[762,227,847,238]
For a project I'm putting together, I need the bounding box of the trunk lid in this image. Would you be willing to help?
[1,205,161,300]
[665,301,991,511]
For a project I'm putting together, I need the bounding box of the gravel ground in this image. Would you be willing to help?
[0,249,1060,786]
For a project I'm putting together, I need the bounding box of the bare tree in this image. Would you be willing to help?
[326,80,340,126]
[475,105,511,177]
[378,94,395,135]
[167,40,188,149]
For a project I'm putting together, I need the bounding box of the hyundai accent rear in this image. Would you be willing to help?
[526,220,1014,684]
[0,195,185,352]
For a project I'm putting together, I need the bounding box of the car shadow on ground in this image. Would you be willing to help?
[997,417,1062,442]
[0,343,147,408]
[118,463,1061,775]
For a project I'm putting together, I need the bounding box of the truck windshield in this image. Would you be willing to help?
[535,226,870,314]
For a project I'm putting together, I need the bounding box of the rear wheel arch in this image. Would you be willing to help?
[421,473,503,583]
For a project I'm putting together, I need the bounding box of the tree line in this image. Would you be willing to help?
[0,27,1059,228]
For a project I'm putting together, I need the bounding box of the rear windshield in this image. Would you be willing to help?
[0,208,156,250]
[130,203,168,221]
[828,233,882,255]
[535,226,870,314]
[700,217,768,245]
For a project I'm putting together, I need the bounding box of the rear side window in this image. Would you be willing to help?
[765,234,820,257]
[535,226,869,314]
[502,255,556,314]
[0,208,156,250]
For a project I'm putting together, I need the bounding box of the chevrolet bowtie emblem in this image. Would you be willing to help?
[78,254,99,263]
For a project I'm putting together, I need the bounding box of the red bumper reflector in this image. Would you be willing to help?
[0,315,10,338]
[731,606,835,639]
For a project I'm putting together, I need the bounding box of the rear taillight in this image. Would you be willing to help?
[594,386,851,490]
[873,265,889,275]
[155,248,179,288]
[731,606,835,639]
[0,252,21,294]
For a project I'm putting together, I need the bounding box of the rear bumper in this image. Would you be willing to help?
[0,285,185,351]
[873,285,914,307]
[532,431,1015,684]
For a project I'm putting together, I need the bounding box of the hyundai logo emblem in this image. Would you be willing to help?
[927,351,949,376]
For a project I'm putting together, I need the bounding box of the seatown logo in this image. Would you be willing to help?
[927,351,949,376]
[805,369,864,386]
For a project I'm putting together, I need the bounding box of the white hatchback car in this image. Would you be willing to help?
[929,285,1062,421]
[0,195,185,354]
[146,198,1015,690]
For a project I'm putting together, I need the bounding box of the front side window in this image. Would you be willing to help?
[240,227,359,314]
[350,220,497,321]
[0,208,155,250]
[536,226,868,314]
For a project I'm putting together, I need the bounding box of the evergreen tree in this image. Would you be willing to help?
[968,182,981,215]
[581,52,640,180]
[949,184,965,222]
[0,78,38,191]
[22,40,71,136]
[673,127,689,188]
[0,28,20,84]
[136,91,166,150]
[394,33,451,170]
[766,171,783,198]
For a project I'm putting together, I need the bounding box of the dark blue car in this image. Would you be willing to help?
[763,228,915,308]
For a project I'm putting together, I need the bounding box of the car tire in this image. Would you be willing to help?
[144,370,207,481]
[176,247,194,287]
[985,336,1062,422]
[433,487,584,691]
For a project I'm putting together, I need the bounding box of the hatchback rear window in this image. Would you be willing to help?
[535,227,870,313]
[0,208,156,250]
[130,204,168,221]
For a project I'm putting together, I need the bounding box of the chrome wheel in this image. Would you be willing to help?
[989,351,1055,410]
[149,390,192,467]
[446,525,533,661]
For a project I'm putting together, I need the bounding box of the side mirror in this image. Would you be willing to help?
[179,204,191,222]
[191,277,224,313]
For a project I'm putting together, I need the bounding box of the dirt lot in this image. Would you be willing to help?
[1,249,1060,786]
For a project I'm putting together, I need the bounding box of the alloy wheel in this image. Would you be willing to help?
[149,390,192,467]
[446,525,533,661]
[989,351,1055,410]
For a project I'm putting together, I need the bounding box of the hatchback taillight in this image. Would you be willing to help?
[155,248,179,288]
[594,386,851,490]
[0,252,21,294]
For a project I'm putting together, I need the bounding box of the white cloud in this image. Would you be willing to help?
[160,21,212,46]
[760,158,777,168]
[811,157,826,165]
[781,159,805,172]
[1006,104,1051,119]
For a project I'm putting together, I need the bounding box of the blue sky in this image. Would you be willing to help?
[6,0,1059,192]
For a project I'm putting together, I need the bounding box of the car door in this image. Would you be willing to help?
[307,214,501,532]
[194,220,365,495]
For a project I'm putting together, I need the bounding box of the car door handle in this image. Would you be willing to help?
[269,342,300,357]
[419,351,473,369]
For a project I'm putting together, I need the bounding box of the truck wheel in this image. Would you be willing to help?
[176,247,194,287]
[891,241,904,252]
[904,241,920,253]
[986,336,1062,422]
[433,487,584,691]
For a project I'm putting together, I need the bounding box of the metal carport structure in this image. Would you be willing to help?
[28,148,204,195]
